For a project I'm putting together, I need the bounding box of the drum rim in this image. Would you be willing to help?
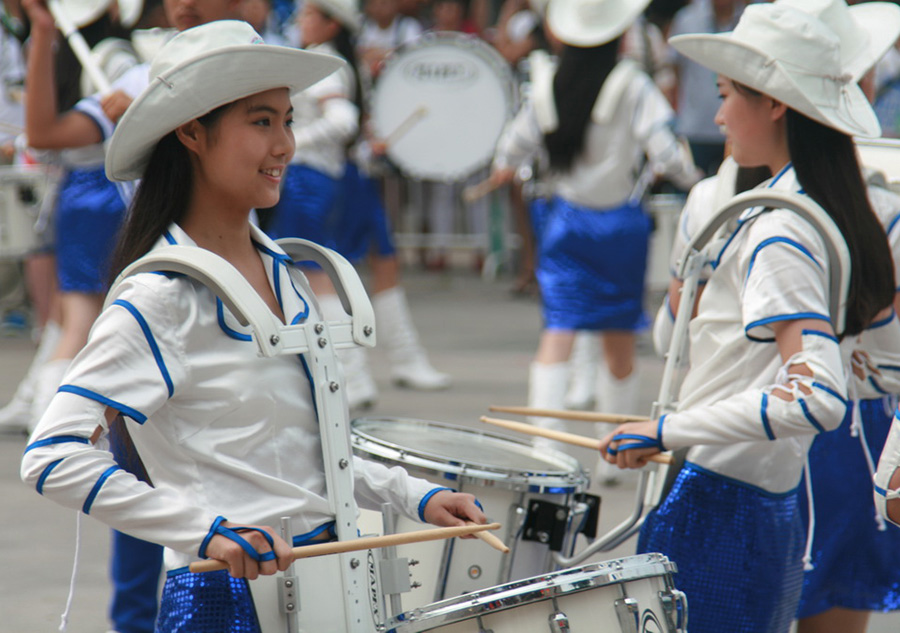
[350,416,588,489]
[368,31,516,183]
[387,553,678,631]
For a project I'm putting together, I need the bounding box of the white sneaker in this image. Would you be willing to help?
[0,395,30,435]
[391,356,452,390]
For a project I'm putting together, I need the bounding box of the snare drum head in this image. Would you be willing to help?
[351,417,585,488]
[370,32,515,182]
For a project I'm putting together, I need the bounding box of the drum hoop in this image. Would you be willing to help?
[388,554,678,631]
[368,31,516,183]
[350,417,587,490]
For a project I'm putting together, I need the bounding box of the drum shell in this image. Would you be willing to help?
[351,417,588,613]
[388,554,684,633]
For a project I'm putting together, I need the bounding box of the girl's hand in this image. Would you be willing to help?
[204,521,294,579]
[422,490,486,537]
[597,419,663,469]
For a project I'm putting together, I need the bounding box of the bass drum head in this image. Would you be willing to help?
[350,417,586,491]
[370,32,515,182]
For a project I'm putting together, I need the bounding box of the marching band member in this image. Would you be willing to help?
[20,20,484,632]
[600,4,896,631]
[488,0,699,479]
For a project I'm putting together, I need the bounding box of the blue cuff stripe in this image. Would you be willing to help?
[657,415,666,451]
[112,299,174,398]
[57,385,147,424]
[216,298,252,342]
[760,393,775,440]
[876,484,890,497]
[802,329,839,343]
[746,237,823,284]
[24,434,91,454]
[869,375,890,395]
[199,516,227,559]
[82,465,122,514]
[869,310,896,330]
[36,459,64,494]
[293,521,337,546]
[745,313,831,341]
[811,382,848,405]
[878,365,900,372]
[418,487,454,522]
[798,398,826,434]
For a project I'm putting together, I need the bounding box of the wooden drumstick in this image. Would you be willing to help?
[189,522,502,574]
[489,405,651,424]
[466,521,509,553]
[479,416,673,466]
[462,178,501,204]
[384,105,428,146]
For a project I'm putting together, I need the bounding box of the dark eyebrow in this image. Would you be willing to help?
[247,105,294,116]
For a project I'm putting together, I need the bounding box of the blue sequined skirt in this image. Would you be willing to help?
[537,197,650,331]
[638,462,804,633]
[156,570,260,633]
[55,167,126,293]
[797,397,900,617]
[331,162,396,262]
[266,164,338,249]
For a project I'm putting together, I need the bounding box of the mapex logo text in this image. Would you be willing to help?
[403,60,478,84]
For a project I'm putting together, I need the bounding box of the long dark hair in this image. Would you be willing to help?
[543,39,619,171]
[786,109,895,337]
[107,104,233,282]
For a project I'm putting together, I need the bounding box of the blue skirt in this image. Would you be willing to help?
[156,570,260,633]
[537,197,650,331]
[797,398,900,617]
[55,167,126,293]
[331,162,396,262]
[265,164,338,249]
[638,462,805,633]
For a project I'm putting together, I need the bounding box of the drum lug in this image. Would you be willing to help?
[547,599,570,633]
[614,597,639,633]
[659,589,689,632]
[278,574,300,617]
[379,556,414,595]
[522,500,569,551]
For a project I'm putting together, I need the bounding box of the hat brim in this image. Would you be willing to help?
[547,0,651,47]
[106,45,344,182]
[308,0,361,31]
[670,33,881,138]
[847,3,900,80]
[59,0,113,27]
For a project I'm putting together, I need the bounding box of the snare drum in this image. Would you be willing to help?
[0,166,56,259]
[351,417,589,611]
[369,33,515,182]
[388,553,686,632]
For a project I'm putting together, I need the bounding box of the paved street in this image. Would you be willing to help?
[1,268,898,632]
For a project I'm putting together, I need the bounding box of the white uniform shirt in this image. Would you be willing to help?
[289,42,359,178]
[661,165,852,493]
[21,224,439,571]
[493,60,698,209]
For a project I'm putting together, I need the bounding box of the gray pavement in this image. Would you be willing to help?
[1,269,898,631]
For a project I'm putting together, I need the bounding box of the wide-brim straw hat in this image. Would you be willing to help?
[547,0,651,48]
[669,3,880,138]
[777,0,900,81]
[304,0,361,31]
[106,20,345,182]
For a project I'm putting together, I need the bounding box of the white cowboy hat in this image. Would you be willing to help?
[547,0,651,48]
[106,20,345,181]
[777,0,900,81]
[305,0,361,31]
[669,3,880,138]
[56,0,114,28]
[117,0,144,29]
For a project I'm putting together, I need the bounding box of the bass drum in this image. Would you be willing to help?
[370,32,515,183]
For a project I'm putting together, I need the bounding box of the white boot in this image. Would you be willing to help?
[29,357,71,434]
[0,320,62,435]
[594,365,642,487]
[528,361,571,450]
[565,331,599,410]
[373,287,451,390]
[318,293,378,410]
